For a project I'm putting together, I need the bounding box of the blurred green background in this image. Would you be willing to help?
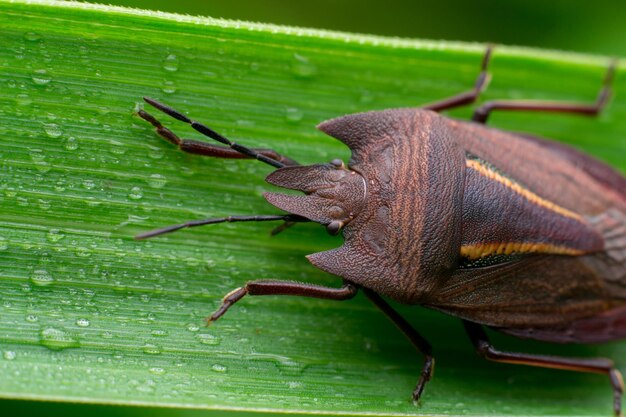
[75,0,626,56]
[8,0,626,416]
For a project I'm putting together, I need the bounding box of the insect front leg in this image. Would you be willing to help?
[362,288,435,404]
[138,98,299,167]
[208,279,358,324]
[472,59,616,123]
[421,45,493,113]
[463,320,624,416]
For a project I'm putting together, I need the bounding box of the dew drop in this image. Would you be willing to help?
[30,269,54,286]
[285,107,303,123]
[0,237,7,251]
[25,314,38,323]
[32,69,51,86]
[38,199,51,211]
[82,179,95,190]
[16,93,32,106]
[75,246,92,258]
[3,351,16,360]
[43,123,62,138]
[64,137,78,151]
[162,54,179,72]
[40,327,80,350]
[46,229,65,243]
[211,364,227,372]
[151,329,168,337]
[142,343,162,355]
[149,367,165,375]
[186,323,200,332]
[128,186,143,200]
[292,53,317,78]
[196,333,221,345]
[109,140,127,155]
[76,318,90,327]
[24,32,41,42]
[29,148,45,163]
[147,174,167,189]
[161,80,177,94]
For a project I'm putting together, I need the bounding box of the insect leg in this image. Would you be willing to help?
[363,288,434,403]
[463,320,624,416]
[139,97,296,168]
[421,45,493,112]
[207,280,358,324]
[472,59,617,123]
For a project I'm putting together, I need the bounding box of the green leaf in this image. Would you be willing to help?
[1,1,625,416]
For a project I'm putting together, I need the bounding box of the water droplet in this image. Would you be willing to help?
[30,269,54,286]
[211,364,227,372]
[186,323,200,332]
[161,80,177,94]
[40,327,80,350]
[76,318,90,327]
[32,69,51,86]
[0,237,7,251]
[82,179,95,190]
[43,123,62,138]
[24,32,41,42]
[285,107,303,123]
[162,54,179,72]
[147,174,167,189]
[287,381,302,389]
[25,314,38,323]
[16,93,32,106]
[196,333,221,345]
[151,329,168,337]
[64,137,78,151]
[30,149,45,163]
[142,344,162,355]
[149,367,165,375]
[3,351,16,360]
[75,247,92,258]
[128,186,143,200]
[109,140,127,155]
[292,54,317,78]
[38,199,51,211]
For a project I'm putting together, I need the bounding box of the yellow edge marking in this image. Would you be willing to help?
[461,242,584,260]
[466,159,582,222]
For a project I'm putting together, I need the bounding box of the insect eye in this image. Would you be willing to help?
[326,220,343,236]
[330,159,345,169]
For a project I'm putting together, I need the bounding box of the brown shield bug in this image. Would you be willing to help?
[136,46,626,415]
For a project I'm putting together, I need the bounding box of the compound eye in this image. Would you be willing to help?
[326,220,343,236]
[330,159,345,169]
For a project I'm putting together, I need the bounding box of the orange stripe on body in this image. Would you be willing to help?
[461,241,584,260]
[465,159,582,222]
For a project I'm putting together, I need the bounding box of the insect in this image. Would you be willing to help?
[136,46,626,415]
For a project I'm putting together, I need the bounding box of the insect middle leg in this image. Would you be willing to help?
[463,320,624,416]
[363,288,434,403]
[472,59,616,124]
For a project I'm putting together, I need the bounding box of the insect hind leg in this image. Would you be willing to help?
[463,320,624,416]
[421,45,493,113]
[472,59,617,123]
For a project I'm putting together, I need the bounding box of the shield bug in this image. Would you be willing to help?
[136,46,626,415]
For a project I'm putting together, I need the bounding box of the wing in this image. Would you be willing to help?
[426,253,626,329]
[428,208,626,330]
